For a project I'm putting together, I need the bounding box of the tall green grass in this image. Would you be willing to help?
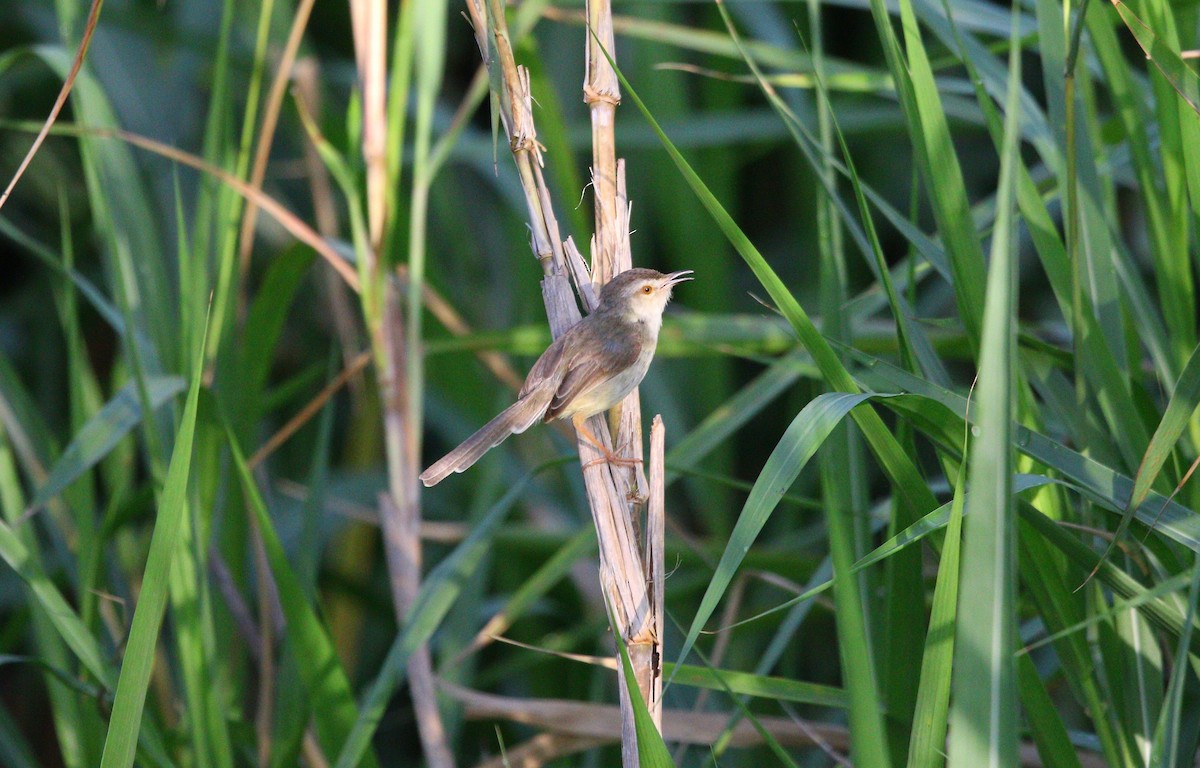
[2,0,1200,765]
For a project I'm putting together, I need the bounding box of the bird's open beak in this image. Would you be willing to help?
[663,269,694,287]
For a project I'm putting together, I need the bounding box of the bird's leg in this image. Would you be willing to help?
[573,414,643,469]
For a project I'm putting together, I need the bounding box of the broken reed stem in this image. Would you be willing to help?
[465,0,664,757]
[648,416,666,730]
[584,0,623,285]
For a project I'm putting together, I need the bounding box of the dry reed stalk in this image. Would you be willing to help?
[463,0,664,759]
[444,681,852,750]
[350,0,453,765]
[648,415,665,730]
[246,350,372,470]
[443,683,1107,768]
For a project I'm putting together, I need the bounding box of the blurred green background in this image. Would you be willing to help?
[3,0,1200,766]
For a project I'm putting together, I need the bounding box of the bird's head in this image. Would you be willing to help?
[597,268,693,329]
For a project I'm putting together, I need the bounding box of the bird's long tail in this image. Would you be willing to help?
[420,387,553,487]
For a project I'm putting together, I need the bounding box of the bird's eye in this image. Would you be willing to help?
[641,285,653,294]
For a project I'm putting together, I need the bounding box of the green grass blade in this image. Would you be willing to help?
[1148,559,1200,766]
[1129,340,1200,511]
[98,321,207,768]
[888,0,987,347]
[847,349,1200,552]
[167,491,233,768]
[465,527,595,655]
[946,9,1022,765]
[614,617,675,767]
[1019,506,1193,653]
[1083,340,1200,582]
[225,431,380,768]
[724,473,1053,631]
[0,518,114,687]
[714,0,949,393]
[230,247,316,436]
[663,663,847,709]
[0,215,126,334]
[1111,0,1200,117]
[1015,653,1083,768]
[906,465,964,768]
[606,32,939,521]
[28,377,184,512]
[666,351,813,482]
[672,391,881,663]
[32,44,170,373]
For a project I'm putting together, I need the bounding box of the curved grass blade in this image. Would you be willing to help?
[0,216,126,334]
[1085,341,1200,584]
[664,663,847,709]
[672,392,893,680]
[24,46,170,373]
[236,248,316,420]
[726,473,1053,632]
[1018,506,1195,653]
[877,0,988,347]
[614,611,675,767]
[1018,570,1192,657]
[462,527,595,658]
[601,26,939,526]
[1131,340,1200,508]
[0,0,102,212]
[28,376,184,513]
[712,0,948,390]
[1111,0,1200,117]
[847,348,1200,552]
[0,519,114,687]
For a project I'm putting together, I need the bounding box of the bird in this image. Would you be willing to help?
[420,268,693,487]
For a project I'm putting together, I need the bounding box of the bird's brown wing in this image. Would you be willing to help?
[543,320,642,421]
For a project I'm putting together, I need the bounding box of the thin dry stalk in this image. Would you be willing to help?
[463,0,663,758]
[60,126,360,289]
[350,0,388,253]
[235,0,319,281]
[0,0,103,211]
[247,349,371,470]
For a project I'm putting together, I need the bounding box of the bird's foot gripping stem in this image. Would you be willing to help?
[573,415,644,470]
